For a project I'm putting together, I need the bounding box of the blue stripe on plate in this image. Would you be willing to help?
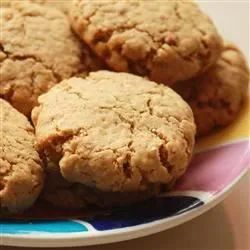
[0,220,87,234]
[87,196,203,231]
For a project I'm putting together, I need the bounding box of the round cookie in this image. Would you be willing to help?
[32,71,196,193]
[0,99,44,214]
[173,42,249,136]
[0,2,103,116]
[70,0,223,85]
[41,161,161,209]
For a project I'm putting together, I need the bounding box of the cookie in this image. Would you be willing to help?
[70,0,223,85]
[173,42,249,136]
[42,161,161,209]
[32,71,196,193]
[0,2,103,116]
[0,99,44,214]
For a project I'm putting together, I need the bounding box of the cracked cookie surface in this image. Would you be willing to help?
[174,42,249,136]
[0,99,44,214]
[32,71,196,192]
[70,0,223,85]
[0,2,103,116]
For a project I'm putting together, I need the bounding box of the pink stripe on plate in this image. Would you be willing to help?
[174,140,249,194]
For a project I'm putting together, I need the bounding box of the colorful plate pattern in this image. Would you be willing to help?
[1,140,249,233]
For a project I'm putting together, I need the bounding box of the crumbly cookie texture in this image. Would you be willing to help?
[70,0,223,85]
[42,161,161,208]
[0,99,44,214]
[174,42,249,136]
[1,0,71,13]
[32,71,196,192]
[0,2,103,116]
[30,0,71,13]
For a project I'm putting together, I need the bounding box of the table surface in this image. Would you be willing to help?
[3,1,250,249]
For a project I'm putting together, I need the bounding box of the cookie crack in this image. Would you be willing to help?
[0,43,10,58]
[78,4,99,26]
[144,122,174,174]
[0,41,62,82]
[158,144,173,173]
[155,40,193,67]
[107,108,136,182]
[174,3,182,20]
[116,112,135,134]
[145,94,192,162]
[146,98,153,115]
[14,54,61,82]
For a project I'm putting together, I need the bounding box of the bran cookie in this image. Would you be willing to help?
[0,99,44,214]
[0,2,103,116]
[174,42,249,136]
[32,71,196,193]
[70,0,223,85]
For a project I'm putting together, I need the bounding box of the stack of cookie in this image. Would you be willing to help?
[0,0,249,214]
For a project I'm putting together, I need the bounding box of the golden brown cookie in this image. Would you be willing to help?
[32,71,196,193]
[0,2,103,116]
[0,99,44,214]
[70,0,223,85]
[174,42,249,136]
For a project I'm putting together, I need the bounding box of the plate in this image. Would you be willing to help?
[1,1,249,248]
[1,136,249,247]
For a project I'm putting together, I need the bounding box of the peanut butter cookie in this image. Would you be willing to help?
[70,0,222,85]
[32,71,196,193]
